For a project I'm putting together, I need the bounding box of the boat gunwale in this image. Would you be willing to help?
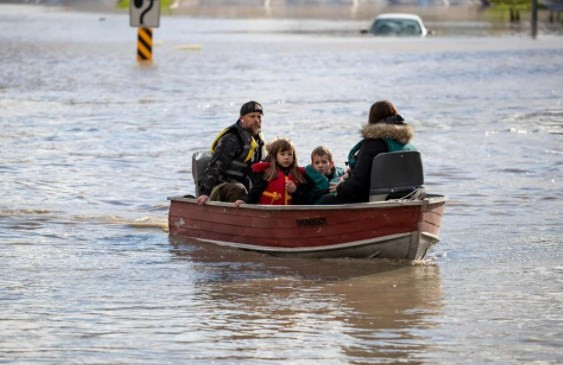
[167,194,447,211]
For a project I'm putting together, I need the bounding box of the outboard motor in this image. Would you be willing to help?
[192,151,212,196]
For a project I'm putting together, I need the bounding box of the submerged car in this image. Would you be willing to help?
[366,13,427,37]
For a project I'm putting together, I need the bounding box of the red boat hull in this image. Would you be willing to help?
[168,196,446,260]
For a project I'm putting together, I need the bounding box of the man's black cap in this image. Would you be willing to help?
[240,101,263,116]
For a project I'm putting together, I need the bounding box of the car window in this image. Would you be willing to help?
[370,19,422,36]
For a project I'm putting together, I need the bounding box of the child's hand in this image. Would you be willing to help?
[329,180,341,193]
[286,180,297,193]
[234,200,245,208]
[341,172,349,181]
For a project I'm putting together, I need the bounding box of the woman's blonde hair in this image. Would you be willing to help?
[263,137,305,183]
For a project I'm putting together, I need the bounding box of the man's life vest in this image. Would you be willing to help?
[209,122,265,184]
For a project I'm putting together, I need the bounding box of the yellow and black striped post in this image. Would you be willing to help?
[137,27,153,62]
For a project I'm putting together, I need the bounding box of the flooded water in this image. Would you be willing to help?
[1,4,562,364]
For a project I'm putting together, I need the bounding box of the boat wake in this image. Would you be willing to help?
[74,214,169,232]
[0,209,169,233]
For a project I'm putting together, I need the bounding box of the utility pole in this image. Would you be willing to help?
[531,0,538,38]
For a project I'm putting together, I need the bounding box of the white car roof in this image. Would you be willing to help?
[375,13,424,21]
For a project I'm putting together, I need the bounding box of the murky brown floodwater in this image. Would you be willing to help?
[1,4,562,364]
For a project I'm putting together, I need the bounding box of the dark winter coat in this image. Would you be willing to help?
[331,115,415,203]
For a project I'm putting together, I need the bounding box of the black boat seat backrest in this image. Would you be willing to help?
[369,150,424,201]
[192,151,212,196]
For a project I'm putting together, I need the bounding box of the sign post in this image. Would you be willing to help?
[130,0,160,61]
[531,0,538,39]
[137,27,153,61]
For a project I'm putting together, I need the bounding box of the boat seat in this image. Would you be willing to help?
[369,150,425,202]
[192,151,212,196]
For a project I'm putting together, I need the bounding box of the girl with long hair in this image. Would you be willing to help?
[235,138,307,207]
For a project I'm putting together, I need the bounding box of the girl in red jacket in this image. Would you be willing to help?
[235,138,307,207]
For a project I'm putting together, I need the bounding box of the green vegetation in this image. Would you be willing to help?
[489,0,529,10]
[483,0,551,22]
[487,0,548,11]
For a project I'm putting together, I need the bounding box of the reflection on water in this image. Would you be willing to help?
[171,237,443,363]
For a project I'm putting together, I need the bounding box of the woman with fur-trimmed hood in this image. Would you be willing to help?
[320,100,415,204]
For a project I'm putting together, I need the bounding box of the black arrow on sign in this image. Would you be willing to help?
[140,0,155,25]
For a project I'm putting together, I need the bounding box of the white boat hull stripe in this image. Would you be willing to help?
[195,232,417,253]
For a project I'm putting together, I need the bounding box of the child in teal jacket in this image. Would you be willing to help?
[304,146,346,204]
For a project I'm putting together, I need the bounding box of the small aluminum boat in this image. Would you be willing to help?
[167,195,446,260]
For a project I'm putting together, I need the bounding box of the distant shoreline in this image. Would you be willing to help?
[0,0,560,25]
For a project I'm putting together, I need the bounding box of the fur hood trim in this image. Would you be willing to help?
[360,122,414,145]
